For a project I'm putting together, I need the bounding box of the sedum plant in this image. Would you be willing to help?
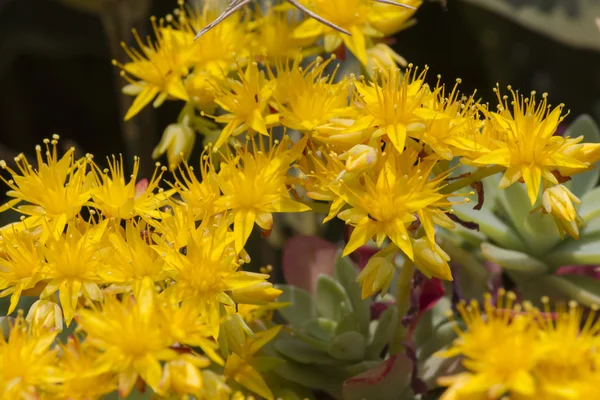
[442,115,600,307]
[270,256,400,399]
[2,1,600,399]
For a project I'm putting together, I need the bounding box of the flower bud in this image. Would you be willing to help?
[412,238,452,281]
[541,184,584,239]
[160,354,208,395]
[221,314,253,356]
[357,244,397,299]
[542,184,580,222]
[152,116,196,170]
[26,299,63,333]
[339,144,378,174]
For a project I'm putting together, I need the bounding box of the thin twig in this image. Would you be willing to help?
[194,0,415,39]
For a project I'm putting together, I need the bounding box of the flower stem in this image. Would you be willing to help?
[298,200,331,215]
[441,165,504,195]
[389,261,414,354]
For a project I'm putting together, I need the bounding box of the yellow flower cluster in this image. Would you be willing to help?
[439,291,600,400]
[0,137,283,399]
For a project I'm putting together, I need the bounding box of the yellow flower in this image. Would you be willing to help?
[437,290,538,400]
[170,155,221,221]
[540,184,584,239]
[177,3,250,78]
[413,79,482,160]
[439,293,600,400]
[101,220,168,296]
[292,0,398,65]
[90,155,171,220]
[54,337,115,400]
[0,314,61,399]
[368,0,422,36]
[211,62,280,149]
[223,326,282,400]
[76,278,177,397]
[152,115,197,170]
[0,230,45,314]
[39,219,109,325]
[468,87,600,205]
[365,43,407,74]
[0,136,91,239]
[214,136,310,252]
[272,56,354,134]
[158,222,277,338]
[335,148,454,263]
[26,299,63,334]
[353,66,434,152]
[115,17,193,120]
[250,6,318,60]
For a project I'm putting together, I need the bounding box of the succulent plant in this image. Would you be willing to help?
[269,255,402,399]
[440,114,600,307]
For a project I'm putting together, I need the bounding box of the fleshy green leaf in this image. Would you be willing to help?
[481,243,549,276]
[544,236,600,268]
[452,203,525,252]
[367,305,398,358]
[342,355,413,400]
[301,318,338,341]
[521,275,600,308]
[273,362,344,395]
[495,181,560,255]
[275,285,318,326]
[274,335,338,365]
[565,115,600,198]
[411,297,452,351]
[315,275,352,321]
[579,186,600,222]
[329,331,367,361]
[334,255,371,336]
[334,313,359,336]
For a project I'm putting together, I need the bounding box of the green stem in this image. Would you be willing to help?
[442,165,504,195]
[389,262,414,354]
[299,200,332,215]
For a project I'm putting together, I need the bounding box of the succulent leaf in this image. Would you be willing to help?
[315,275,352,321]
[333,255,372,336]
[481,243,549,276]
[275,285,318,326]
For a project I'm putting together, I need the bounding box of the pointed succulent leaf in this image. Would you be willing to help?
[411,297,452,350]
[565,115,600,198]
[582,217,600,237]
[481,243,548,276]
[579,186,600,222]
[335,312,359,336]
[419,353,463,389]
[345,360,384,377]
[316,274,351,321]
[521,275,600,308]
[416,320,457,363]
[544,236,600,268]
[367,305,398,358]
[275,285,318,326]
[452,203,526,252]
[342,355,413,400]
[334,254,371,336]
[329,331,367,361]
[273,362,344,394]
[496,182,560,254]
[274,335,338,365]
[301,318,338,341]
